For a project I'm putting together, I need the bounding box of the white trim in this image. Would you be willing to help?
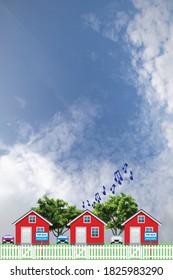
[67,209,107,226]
[83,215,91,223]
[145,227,153,232]
[36,227,45,232]
[12,210,53,226]
[29,215,36,223]
[121,209,162,226]
[137,215,145,223]
[91,227,99,238]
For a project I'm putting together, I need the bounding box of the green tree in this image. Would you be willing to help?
[32,196,82,237]
[93,192,138,235]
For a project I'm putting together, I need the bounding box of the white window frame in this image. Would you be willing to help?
[91,227,99,238]
[83,215,91,223]
[36,227,45,232]
[145,227,153,232]
[29,215,36,223]
[138,215,145,223]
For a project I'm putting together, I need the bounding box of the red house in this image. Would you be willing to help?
[67,209,107,245]
[12,210,53,245]
[122,209,161,245]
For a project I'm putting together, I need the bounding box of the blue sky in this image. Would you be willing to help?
[0,0,173,242]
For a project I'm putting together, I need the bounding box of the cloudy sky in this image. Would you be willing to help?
[0,0,173,243]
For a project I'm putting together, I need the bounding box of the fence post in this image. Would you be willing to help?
[126,245,129,259]
[19,245,22,260]
[86,245,90,260]
[32,246,36,259]
[141,245,143,259]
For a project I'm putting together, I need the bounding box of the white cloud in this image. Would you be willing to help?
[124,0,173,242]
[82,10,128,42]
[82,13,101,33]
[14,95,26,108]
[27,101,99,160]
[15,121,34,142]
[103,11,128,42]
[162,122,173,148]
[0,101,118,238]
[80,0,173,243]
[127,0,173,113]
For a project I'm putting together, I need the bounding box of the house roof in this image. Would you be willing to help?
[67,209,107,226]
[12,210,53,226]
[121,209,162,226]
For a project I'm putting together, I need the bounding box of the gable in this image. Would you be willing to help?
[67,209,107,226]
[12,210,53,226]
[121,209,161,226]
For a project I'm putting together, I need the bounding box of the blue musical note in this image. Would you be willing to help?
[95,192,101,202]
[130,170,133,180]
[102,186,106,195]
[122,163,128,173]
[87,200,91,207]
[114,170,123,185]
[82,201,85,208]
[110,184,116,194]
[92,201,96,208]
[81,163,134,210]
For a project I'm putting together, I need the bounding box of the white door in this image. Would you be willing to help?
[130,227,141,244]
[76,227,86,244]
[21,227,32,244]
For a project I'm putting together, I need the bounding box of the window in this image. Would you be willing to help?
[145,227,153,232]
[29,215,36,223]
[138,215,145,223]
[84,215,91,223]
[36,227,44,232]
[91,227,99,237]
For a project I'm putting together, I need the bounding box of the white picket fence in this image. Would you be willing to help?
[0,244,173,260]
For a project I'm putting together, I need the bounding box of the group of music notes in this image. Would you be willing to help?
[82,163,134,209]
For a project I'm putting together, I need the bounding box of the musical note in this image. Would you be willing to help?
[102,186,106,195]
[122,163,128,173]
[114,170,123,185]
[110,184,116,194]
[92,201,96,208]
[95,192,101,202]
[87,200,91,207]
[82,201,85,208]
[81,162,134,210]
[130,170,133,180]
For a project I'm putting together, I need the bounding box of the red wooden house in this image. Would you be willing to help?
[122,209,161,245]
[67,209,107,245]
[12,210,53,245]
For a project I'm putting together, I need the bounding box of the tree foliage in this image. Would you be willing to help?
[93,192,138,235]
[32,196,82,237]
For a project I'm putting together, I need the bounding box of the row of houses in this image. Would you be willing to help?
[12,208,161,245]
